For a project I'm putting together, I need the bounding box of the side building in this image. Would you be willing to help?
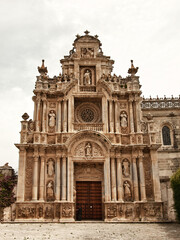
[15,31,180,222]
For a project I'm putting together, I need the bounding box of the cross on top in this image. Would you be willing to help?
[84,30,90,35]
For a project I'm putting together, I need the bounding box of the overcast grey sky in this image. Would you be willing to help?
[0,0,179,170]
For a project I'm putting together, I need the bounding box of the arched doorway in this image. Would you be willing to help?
[66,131,111,221]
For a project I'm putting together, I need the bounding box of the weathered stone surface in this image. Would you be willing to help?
[13,31,180,222]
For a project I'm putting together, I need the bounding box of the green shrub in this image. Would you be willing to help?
[0,171,17,208]
[170,168,180,222]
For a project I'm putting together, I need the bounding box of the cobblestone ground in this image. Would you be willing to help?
[0,223,179,240]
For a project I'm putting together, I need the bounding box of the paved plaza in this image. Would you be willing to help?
[0,223,179,240]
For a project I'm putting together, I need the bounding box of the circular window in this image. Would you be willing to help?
[81,108,94,122]
[75,103,101,123]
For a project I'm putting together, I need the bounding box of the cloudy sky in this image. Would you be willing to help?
[0,0,179,170]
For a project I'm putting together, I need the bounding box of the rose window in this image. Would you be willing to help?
[75,102,101,123]
[81,109,94,122]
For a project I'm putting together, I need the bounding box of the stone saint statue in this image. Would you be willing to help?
[47,159,54,176]
[123,181,131,201]
[47,181,54,201]
[85,142,92,156]
[48,110,56,127]
[120,112,128,128]
[84,70,91,85]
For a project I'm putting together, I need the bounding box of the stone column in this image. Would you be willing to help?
[104,157,111,202]
[55,155,61,201]
[102,97,108,133]
[32,153,39,201]
[116,157,123,201]
[150,149,162,202]
[36,96,41,132]
[62,156,67,201]
[139,154,147,201]
[57,100,61,133]
[68,96,73,132]
[16,147,26,202]
[39,154,45,201]
[111,157,117,201]
[33,96,37,122]
[129,100,134,133]
[109,100,114,133]
[135,99,141,132]
[115,101,120,133]
[42,98,47,132]
[63,99,67,132]
[132,156,139,201]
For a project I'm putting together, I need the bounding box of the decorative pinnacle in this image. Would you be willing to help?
[22,112,29,121]
[76,34,80,38]
[128,60,138,76]
[84,30,90,35]
[38,59,48,76]
[94,35,99,38]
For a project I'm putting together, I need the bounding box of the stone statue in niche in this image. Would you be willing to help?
[123,181,132,201]
[120,111,128,128]
[85,142,92,156]
[48,110,56,127]
[47,159,54,177]
[122,159,130,177]
[46,180,54,201]
[84,70,91,85]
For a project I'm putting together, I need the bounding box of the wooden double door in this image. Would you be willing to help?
[76,181,102,220]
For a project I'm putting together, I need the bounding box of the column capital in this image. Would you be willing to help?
[132,156,137,162]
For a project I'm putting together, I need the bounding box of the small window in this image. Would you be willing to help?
[162,126,171,145]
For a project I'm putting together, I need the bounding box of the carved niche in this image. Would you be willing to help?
[47,158,55,177]
[46,180,55,201]
[80,66,96,86]
[123,181,132,201]
[122,159,130,177]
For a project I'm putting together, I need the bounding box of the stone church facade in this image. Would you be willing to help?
[15,31,180,222]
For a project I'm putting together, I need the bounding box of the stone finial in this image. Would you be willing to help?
[22,113,29,121]
[84,30,90,35]
[94,35,99,38]
[76,34,80,38]
[128,60,139,76]
[38,59,48,76]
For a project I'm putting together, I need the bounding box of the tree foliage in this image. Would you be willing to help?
[171,168,180,222]
[0,171,17,208]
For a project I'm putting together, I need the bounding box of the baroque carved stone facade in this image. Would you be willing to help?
[15,31,180,222]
